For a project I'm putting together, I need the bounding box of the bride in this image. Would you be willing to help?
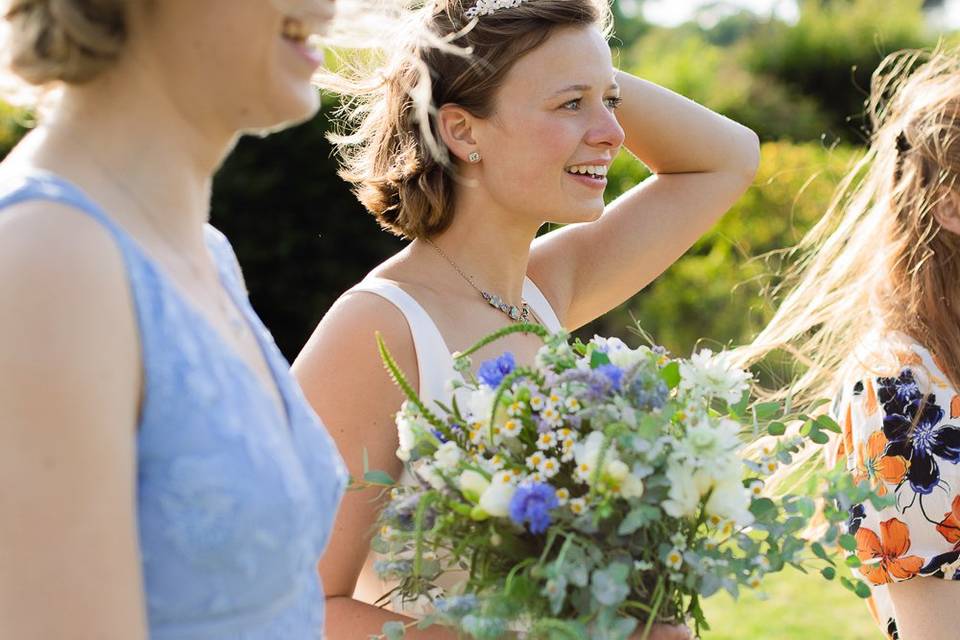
[294,0,759,637]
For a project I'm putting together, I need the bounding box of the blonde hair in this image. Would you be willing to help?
[1,0,126,89]
[322,0,613,240]
[737,46,960,409]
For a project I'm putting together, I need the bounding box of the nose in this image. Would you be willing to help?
[585,104,625,150]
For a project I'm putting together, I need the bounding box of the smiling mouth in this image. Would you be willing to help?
[281,16,322,52]
[565,164,609,180]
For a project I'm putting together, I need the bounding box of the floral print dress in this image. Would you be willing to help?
[837,332,960,638]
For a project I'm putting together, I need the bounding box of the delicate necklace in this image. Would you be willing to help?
[424,238,535,324]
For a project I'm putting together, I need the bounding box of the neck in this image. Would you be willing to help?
[11,62,238,256]
[425,190,543,304]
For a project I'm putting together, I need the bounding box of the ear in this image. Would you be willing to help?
[934,190,960,236]
[437,104,480,163]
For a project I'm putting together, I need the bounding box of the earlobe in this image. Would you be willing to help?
[934,191,960,236]
[437,104,480,164]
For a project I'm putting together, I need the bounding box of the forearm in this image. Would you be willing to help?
[614,70,758,175]
[324,597,457,640]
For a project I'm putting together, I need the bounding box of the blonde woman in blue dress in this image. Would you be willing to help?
[294,1,760,637]
[0,1,350,637]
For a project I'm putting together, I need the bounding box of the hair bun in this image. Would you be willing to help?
[4,0,126,85]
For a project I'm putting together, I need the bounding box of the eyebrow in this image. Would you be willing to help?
[550,83,620,97]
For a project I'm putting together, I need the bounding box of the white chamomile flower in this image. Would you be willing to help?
[528,472,545,483]
[529,395,546,411]
[541,406,563,427]
[763,460,778,475]
[508,468,524,483]
[537,457,560,478]
[536,431,558,450]
[380,525,397,541]
[507,400,525,417]
[569,497,587,515]
[708,514,724,528]
[487,453,506,470]
[575,461,594,483]
[564,397,582,413]
[666,548,684,570]
[557,427,577,442]
[555,488,570,505]
[748,575,763,589]
[749,480,764,497]
[670,532,687,550]
[502,419,523,438]
[526,452,545,470]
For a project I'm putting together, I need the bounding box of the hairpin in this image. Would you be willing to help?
[465,0,532,20]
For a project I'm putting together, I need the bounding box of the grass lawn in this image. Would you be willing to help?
[698,569,881,639]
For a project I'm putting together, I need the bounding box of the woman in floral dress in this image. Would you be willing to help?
[742,48,960,639]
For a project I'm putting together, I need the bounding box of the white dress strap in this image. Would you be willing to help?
[348,277,456,408]
[523,276,562,332]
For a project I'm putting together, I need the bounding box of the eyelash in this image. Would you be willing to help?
[562,96,623,111]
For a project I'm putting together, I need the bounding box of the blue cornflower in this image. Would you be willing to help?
[478,352,516,388]
[508,482,559,534]
[597,364,623,391]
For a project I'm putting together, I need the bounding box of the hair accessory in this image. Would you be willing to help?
[468,151,482,163]
[465,0,532,19]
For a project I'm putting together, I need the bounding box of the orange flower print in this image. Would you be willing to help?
[855,431,908,496]
[936,495,960,546]
[838,404,854,461]
[951,395,960,420]
[864,378,879,417]
[855,518,925,585]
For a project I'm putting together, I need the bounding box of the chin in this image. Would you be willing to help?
[245,85,321,135]
[551,202,605,225]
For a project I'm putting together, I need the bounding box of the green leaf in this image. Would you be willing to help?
[839,534,858,552]
[845,555,862,568]
[854,581,872,599]
[816,414,842,433]
[617,505,661,535]
[753,402,781,420]
[820,566,836,580]
[767,421,786,436]
[660,361,681,389]
[798,420,814,437]
[749,498,776,520]
[590,350,612,368]
[811,542,835,566]
[364,470,396,486]
[810,430,830,445]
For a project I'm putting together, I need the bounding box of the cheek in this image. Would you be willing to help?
[490,117,579,183]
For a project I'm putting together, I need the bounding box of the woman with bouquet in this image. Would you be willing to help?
[294,0,759,636]
[742,48,960,640]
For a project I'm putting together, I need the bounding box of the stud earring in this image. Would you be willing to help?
[468,151,482,163]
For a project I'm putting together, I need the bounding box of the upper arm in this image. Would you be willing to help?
[888,578,960,640]
[530,141,760,330]
[0,204,147,639]
[293,292,417,598]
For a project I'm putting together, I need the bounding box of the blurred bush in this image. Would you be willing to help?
[580,141,860,356]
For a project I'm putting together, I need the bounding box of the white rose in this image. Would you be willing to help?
[467,387,496,424]
[662,463,702,519]
[706,478,754,527]
[434,441,462,469]
[397,413,417,454]
[459,470,490,498]
[416,463,447,491]
[479,475,516,517]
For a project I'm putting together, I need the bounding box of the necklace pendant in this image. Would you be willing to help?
[508,305,521,320]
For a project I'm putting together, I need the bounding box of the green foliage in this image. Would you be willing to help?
[584,141,860,358]
[0,102,29,159]
[620,28,831,141]
[745,0,933,141]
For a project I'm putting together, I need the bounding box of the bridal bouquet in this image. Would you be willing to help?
[367,325,883,640]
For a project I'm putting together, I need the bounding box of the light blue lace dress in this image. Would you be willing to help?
[0,170,347,639]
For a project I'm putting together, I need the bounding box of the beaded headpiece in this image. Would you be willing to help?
[464,0,533,19]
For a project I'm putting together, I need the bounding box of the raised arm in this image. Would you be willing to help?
[530,69,760,330]
[293,293,455,640]
[0,205,147,639]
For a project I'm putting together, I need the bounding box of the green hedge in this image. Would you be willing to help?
[580,141,860,355]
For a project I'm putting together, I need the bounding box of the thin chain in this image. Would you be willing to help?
[424,238,536,324]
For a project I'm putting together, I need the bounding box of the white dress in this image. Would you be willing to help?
[347,275,563,614]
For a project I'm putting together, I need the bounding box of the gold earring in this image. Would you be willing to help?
[468,151,482,163]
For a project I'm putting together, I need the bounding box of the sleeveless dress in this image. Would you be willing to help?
[0,169,348,639]
[835,331,960,639]
[346,275,563,614]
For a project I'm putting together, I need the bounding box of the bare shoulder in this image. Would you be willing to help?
[0,199,140,422]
